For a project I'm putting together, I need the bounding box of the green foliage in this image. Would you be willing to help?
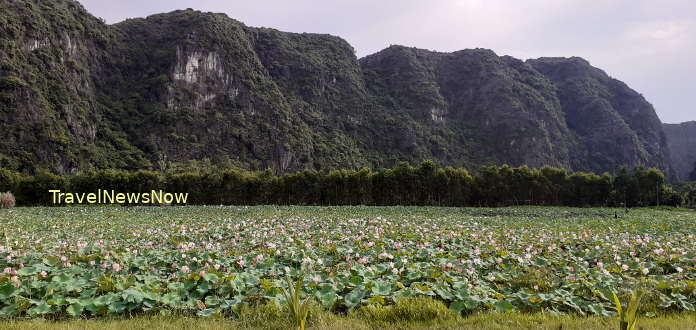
[0,76,27,89]
[674,181,696,208]
[15,171,66,206]
[0,169,22,193]
[612,290,645,330]
[0,163,686,207]
[1,206,695,320]
[280,273,312,330]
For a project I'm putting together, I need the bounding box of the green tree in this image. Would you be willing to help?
[613,167,639,207]
[634,167,665,206]
[0,169,22,193]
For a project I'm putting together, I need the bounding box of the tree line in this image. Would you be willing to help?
[0,162,689,207]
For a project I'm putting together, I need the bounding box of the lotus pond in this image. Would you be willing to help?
[0,206,694,319]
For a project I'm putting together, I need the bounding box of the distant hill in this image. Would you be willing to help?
[0,0,676,176]
[663,121,696,181]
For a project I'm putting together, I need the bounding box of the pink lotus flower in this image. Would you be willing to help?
[181,265,190,273]
[199,270,206,276]
[112,263,122,271]
[357,257,368,264]
[39,271,47,277]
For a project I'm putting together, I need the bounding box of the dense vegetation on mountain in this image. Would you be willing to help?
[0,0,680,178]
[0,163,682,207]
[663,121,696,181]
[528,57,671,175]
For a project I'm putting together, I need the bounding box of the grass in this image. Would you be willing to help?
[2,298,695,330]
[3,309,696,330]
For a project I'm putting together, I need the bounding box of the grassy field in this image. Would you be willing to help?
[4,311,696,329]
[0,206,695,329]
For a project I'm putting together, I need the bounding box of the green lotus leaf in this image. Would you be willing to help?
[371,280,392,296]
[66,304,83,317]
[0,283,18,300]
[27,302,52,316]
[494,300,514,313]
[197,308,217,317]
[344,286,367,309]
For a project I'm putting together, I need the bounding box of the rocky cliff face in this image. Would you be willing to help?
[663,122,696,181]
[0,0,149,171]
[528,57,672,175]
[361,47,573,169]
[0,0,677,175]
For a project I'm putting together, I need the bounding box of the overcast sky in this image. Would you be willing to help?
[80,0,695,123]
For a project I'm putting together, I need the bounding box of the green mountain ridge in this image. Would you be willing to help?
[663,121,696,181]
[0,0,680,177]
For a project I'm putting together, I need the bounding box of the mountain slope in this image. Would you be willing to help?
[663,121,696,181]
[0,0,676,176]
[361,46,573,169]
[528,57,672,175]
[0,0,150,171]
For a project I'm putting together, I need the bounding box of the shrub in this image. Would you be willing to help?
[16,171,67,206]
[0,169,21,192]
[0,192,15,208]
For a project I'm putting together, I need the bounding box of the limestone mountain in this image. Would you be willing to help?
[663,121,696,181]
[528,57,672,175]
[0,0,676,176]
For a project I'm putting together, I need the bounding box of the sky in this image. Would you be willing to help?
[79,0,695,123]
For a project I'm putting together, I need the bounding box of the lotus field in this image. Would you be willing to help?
[0,206,695,319]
